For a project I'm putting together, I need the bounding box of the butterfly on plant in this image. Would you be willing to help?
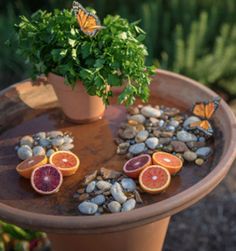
[188,97,221,136]
[72,1,104,37]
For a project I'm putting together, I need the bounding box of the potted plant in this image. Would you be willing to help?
[15,4,155,123]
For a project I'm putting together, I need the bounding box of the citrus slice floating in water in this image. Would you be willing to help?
[16,155,47,179]
[152,151,183,175]
[49,151,80,176]
[139,165,171,194]
[31,164,63,195]
[123,154,152,178]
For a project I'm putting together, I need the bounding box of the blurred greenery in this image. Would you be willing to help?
[1,0,236,96]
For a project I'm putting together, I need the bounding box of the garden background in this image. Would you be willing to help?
[0,0,236,250]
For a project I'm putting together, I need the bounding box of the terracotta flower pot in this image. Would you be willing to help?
[48,73,105,123]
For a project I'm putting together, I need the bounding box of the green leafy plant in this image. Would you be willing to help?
[15,8,155,105]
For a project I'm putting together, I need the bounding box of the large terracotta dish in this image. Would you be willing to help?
[0,70,235,234]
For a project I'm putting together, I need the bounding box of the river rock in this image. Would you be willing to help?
[153,130,161,137]
[196,147,212,159]
[51,137,64,147]
[121,178,136,192]
[17,145,33,160]
[39,138,50,147]
[171,141,189,153]
[46,149,55,157]
[96,181,112,191]
[121,199,136,212]
[108,201,121,213]
[86,181,96,193]
[159,120,165,127]
[169,120,179,128]
[134,190,143,203]
[63,135,73,144]
[35,132,46,139]
[117,142,130,155]
[183,116,201,128]
[183,151,197,162]
[91,195,106,206]
[145,137,159,150]
[161,131,174,138]
[78,201,98,215]
[127,106,139,115]
[111,182,127,204]
[47,131,63,138]
[33,146,46,156]
[20,136,34,147]
[159,138,171,146]
[195,158,205,166]
[100,167,121,180]
[129,114,146,124]
[186,141,206,150]
[135,130,149,143]
[84,170,98,185]
[59,143,74,151]
[129,143,145,155]
[120,127,136,139]
[177,130,197,142]
[141,106,161,118]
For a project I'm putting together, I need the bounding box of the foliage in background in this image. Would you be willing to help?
[1,0,236,96]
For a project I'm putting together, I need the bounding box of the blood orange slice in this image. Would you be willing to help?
[123,154,152,178]
[31,164,63,195]
[49,151,80,176]
[16,155,47,179]
[152,151,183,175]
[139,165,171,194]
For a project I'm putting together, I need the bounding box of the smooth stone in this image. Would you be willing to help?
[129,143,145,155]
[129,114,146,124]
[177,130,197,142]
[86,181,96,193]
[100,167,121,180]
[198,137,206,142]
[153,130,161,137]
[159,120,165,127]
[59,143,74,151]
[183,151,197,162]
[108,201,121,213]
[78,201,98,215]
[127,107,139,115]
[91,195,106,206]
[195,147,212,159]
[39,138,50,147]
[195,158,205,166]
[111,182,127,204]
[47,131,63,138]
[161,131,174,138]
[51,137,64,147]
[183,116,201,128]
[171,141,189,153]
[33,146,45,156]
[46,149,55,157]
[121,178,137,192]
[84,170,98,185]
[135,130,149,143]
[120,127,137,139]
[63,135,73,144]
[121,199,136,212]
[145,137,159,150]
[186,141,206,150]
[17,145,33,160]
[35,132,46,139]
[20,136,34,147]
[117,142,130,155]
[141,106,161,118]
[149,117,159,126]
[169,120,179,128]
[159,138,171,146]
[78,193,90,202]
[166,125,176,131]
[134,190,143,203]
[96,181,112,191]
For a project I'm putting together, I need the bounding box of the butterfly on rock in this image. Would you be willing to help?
[188,97,221,136]
[72,1,105,37]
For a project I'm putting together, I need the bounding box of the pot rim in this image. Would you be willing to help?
[0,69,236,234]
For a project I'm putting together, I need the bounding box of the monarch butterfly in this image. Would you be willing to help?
[72,1,104,37]
[189,97,221,136]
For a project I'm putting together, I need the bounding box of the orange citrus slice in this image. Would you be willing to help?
[152,151,183,175]
[49,151,80,176]
[123,154,152,178]
[31,164,63,195]
[16,155,48,179]
[139,165,171,194]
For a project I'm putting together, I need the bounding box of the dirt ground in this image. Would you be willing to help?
[164,160,236,251]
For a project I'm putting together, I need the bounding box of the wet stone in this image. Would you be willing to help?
[117,142,130,155]
[183,151,197,162]
[35,132,46,139]
[46,149,55,157]
[141,106,161,118]
[127,106,139,115]
[135,130,149,143]
[51,137,64,147]
[171,141,189,153]
[134,190,143,203]
[129,114,146,124]
[84,170,98,185]
[129,143,145,155]
[39,138,50,148]
[111,182,127,204]
[100,167,121,180]
[121,199,136,212]
[78,193,90,202]
[20,136,34,147]
[145,137,159,150]
[196,147,212,159]
[153,130,161,137]
[17,145,33,160]
[86,181,96,193]
[121,178,136,192]
[78,201,98,215]
[91,195,106,206]
[120,127,137,140]
[177,130,197,142]
[96,180,112,191]
[195,158,205,166]
[33,146,45,156]
[159,138,171,146]
[108,201,121,213]
[47,131,63,138]
[161,131,174,138]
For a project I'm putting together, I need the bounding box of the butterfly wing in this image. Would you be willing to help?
[192,102,206,118]
[189,120,213,136]
[204,97,221,119]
